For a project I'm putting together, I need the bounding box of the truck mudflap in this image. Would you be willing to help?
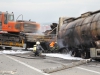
[90,48,100,59]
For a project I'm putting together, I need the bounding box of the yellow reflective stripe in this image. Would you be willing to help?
[33,47,36,51]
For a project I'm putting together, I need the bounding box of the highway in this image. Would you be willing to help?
[0,51,100,75]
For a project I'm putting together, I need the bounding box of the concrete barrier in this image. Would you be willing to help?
[0,71,16,74]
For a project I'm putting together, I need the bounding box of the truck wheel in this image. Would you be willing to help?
[71,51,77,57]
[81,51,87,59]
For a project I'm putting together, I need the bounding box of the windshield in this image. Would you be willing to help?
[8,14,14,21]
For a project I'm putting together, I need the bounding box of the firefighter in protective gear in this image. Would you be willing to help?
[33,41,44,56]
[50,42,55,47]
[54,42,59,51]
[49,41,55,52]
[49,42,59,52]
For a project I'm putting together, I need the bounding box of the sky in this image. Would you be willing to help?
[0,0,100,25]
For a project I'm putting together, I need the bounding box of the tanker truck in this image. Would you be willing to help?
[57,10,100,59]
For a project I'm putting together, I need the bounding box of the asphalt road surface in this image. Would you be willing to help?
[0,51,100,75]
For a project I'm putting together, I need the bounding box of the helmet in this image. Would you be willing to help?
[36,41,40,44]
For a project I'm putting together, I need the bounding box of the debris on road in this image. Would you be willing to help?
[0,71,16,74]
[42,58,92,73]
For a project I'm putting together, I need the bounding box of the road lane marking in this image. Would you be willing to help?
[5,55,50,75]
[77,67,100,74]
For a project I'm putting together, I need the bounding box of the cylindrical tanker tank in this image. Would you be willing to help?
[58,10,100,59]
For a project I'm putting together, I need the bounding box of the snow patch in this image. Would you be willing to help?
[43,53,82,60]
[0,50,30,54]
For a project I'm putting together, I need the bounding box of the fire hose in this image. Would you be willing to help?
[42,58,92,73]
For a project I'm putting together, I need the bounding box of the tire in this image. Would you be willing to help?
[71,51,77,57]
[81,51,87,59]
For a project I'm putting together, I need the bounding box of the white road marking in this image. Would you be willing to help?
[5,55,50,75]
[77,67,100,74]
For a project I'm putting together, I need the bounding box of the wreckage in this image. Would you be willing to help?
[57,10,100,59]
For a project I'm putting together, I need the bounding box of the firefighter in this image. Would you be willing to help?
[49,41,55,52]
[33,41,44,56]
[54,42,59,52]
[49,42,59,52]
[50,41,55,47]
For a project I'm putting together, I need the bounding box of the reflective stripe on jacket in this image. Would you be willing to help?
[33,46,37,52]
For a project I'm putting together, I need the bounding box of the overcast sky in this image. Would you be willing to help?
[0,0,100,25]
